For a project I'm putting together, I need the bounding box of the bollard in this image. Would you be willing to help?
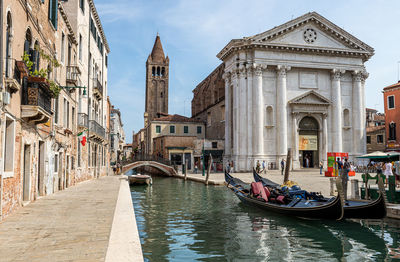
[330,178,335,196]
[351,179,360,199]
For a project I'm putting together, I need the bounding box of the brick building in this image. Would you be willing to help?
[383,81,400,151]
[366,108,385,153]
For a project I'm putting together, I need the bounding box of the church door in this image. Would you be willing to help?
[299,117,319,168]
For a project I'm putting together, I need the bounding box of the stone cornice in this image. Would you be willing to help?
[59,3,78,45]
[88,0,110,53]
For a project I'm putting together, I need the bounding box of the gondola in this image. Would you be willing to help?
[253,170,387,219]
[225,172,344,220]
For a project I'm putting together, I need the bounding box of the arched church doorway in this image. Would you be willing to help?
[299,116,319,168]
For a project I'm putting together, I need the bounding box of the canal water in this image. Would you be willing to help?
[130,173,400,261]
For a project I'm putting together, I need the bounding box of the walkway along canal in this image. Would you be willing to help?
[130,171,400,261]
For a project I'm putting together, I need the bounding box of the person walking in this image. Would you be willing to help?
[226,162,231,173]
[280,159,285,175]
[256,160,261,173]
[194,163,198,174]
[384,161,393,187]
[342,158,350,200]
[319,161,324,175]
[262,161,266,174]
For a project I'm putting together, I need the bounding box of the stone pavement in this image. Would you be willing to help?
[0,175,142,262]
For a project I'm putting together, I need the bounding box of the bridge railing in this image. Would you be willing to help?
[121,154,172,167]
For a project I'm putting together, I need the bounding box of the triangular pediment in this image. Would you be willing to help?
[289,91,331,106]
[248,12,374,54]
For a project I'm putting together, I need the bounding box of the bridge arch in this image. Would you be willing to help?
[122,161,177,177]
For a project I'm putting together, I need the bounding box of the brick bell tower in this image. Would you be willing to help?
[144,33,169,126]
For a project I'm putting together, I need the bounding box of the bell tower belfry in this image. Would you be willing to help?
[145,33,169,126]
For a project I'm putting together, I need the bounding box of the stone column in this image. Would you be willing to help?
[331,69,344,152]
[361,71,369,154]
[239,67,248,169]
[276,65,290,157]
[322,113,328,167]
[231,71,239,158]
[292,113,299,168]
[246,66,253,168]
[352,71,363,156]
[253,65,265,157]
[223,72,232,158]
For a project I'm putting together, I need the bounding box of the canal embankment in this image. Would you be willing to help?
[0,175,143,262]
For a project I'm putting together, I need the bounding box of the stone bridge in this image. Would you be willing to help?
[122,160,177,177]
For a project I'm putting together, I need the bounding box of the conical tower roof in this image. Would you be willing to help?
[150,33,165,63]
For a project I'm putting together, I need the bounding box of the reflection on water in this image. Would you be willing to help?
[130,173,400,262]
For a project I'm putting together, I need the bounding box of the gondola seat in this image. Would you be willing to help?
[251,182,269,202]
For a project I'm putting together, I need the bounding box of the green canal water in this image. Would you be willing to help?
[130,174,400,261]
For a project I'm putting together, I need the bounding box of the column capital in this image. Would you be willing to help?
[352,70,363,82]
[253,64,267,76]
[331,69,345,80]
[276,65,291,77]
[239,66,247,78]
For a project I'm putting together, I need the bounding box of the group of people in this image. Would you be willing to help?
[373,160,400,187]
[113,163,121,175]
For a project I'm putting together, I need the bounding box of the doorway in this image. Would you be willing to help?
[38,141,45,196]
[299,116,319,168]
[23,145,31,201]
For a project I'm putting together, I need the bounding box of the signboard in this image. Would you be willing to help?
[299,135,317,151]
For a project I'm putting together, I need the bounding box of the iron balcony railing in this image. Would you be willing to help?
[78,113,88,128]
[94,78,103,96]
[66,65,81,84]
[22,77,52,115]
[89,120,105,139]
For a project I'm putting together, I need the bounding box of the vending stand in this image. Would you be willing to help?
[325,152,354,177]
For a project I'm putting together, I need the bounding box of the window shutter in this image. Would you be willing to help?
[53,0,58,30]
[24,40,30,54]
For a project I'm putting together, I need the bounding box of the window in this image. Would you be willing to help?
[72,107,75,130]
[366,136,371,144]
[80,0,85,13]
[79,34,82,61]
[389,122,396,140]
[388,95,395,109]
[377,135,384,144]
[54,154,59,173]
[54,97,59,124]
[266,106,274,126]
[105,55,108,67]
[184,126,189,134]
[343,109,350,126]
[170,125,175,134]
[5,12,12,78]
[61,32,65,63]
[48,0,58,30]
[212,142,218,148]
[63,98,67,127]
[156,125,161,133]
[197,126,202,134]
[4,117,15,173]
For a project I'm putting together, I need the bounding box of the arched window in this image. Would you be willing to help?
[160,92,163,98]
[32,40,40,72]
[5,12,12,77]
[389,122,396,141]
[299,116,319,130]
[161,67,165,76]
[152,66,155,76]
[157,67,160,76]
[343,109,350,127]
[266,106,273,126]
[24,29,32,54]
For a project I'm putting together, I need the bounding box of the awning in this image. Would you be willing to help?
[357,151,400,159]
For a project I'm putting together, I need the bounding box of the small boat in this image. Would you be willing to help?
[225,172,344,220]
[253,170,386,219]
[128,174,153,186]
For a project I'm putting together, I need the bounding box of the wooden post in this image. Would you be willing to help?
[205,154,213,185]
[184,159,188,180]
[283,148,292,183]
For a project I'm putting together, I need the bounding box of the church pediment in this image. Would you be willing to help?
[289,91,331,106]
[249,12,373,54]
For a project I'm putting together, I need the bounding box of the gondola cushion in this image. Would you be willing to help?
[276,195,285,204]
[264,187,271,198]
[251,182,269,202]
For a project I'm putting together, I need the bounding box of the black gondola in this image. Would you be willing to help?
[225,172,344,220]
[252,170,387,219]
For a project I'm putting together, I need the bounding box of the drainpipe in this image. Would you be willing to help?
[87,2,91,177]
[0,0,4,221]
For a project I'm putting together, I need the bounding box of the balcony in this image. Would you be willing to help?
[89,120,105,141]
[66,65,81,86]
[5,60,27,93]
[78,113,88,128]
[21,76,53,124]
[93,78,103,99]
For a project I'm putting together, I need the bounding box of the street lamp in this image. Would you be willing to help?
[59,85,87,96]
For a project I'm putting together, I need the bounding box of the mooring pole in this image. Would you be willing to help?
[283,148,292,183]
[184,159,188,180]
[205,154,213,185]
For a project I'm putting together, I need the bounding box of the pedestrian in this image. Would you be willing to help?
[262,161,266,174]
[335,158,343,177]
[384,160,393,187]
[281,159,285,175]
[394,160,400,187]
[256,160,261,173]
[306,156,310,168]
[319,161,323,175]
[231,161,234,173]
[194,163,198,174]
[226,162,231,173]
[342,158,350,200]
[113,166,117,175]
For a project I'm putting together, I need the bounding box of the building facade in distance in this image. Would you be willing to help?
[366,108,385,153]
[383,81,400,151]
[218,12,374,171]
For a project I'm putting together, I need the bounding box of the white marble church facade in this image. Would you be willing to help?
[219,12,374,171]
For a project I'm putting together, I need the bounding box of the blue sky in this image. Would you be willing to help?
[96,0,400,143]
